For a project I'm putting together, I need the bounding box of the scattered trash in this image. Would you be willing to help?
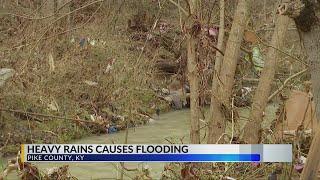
[240,87,252,97]
[47,101,59,112]
[161,88,170,95]
[101,40,107,46]
[105,64,113,73]
[225,176,236,180]
[0,68,15,87]
[168,92,183,110]
[48,52,55,73]
[299,156,307,164]
[84,80,98,86]
[108,126,117,134]
[74,37,107,48]
[88,38,96,46]
[274,90,316,140]
[234,86,253,107]
[208,27,219,38]
[70,37,75,43]
[90,114,104,122]
[105,58,116,74]
[116,115,125,121]
[252,46,264,72]
[79,38,86,47]
[284,90,315,130]
[294,164,304,173]
[90,114,96,121]
[45,165,77,180]
[146,33,153,40]
[202,25,219,39]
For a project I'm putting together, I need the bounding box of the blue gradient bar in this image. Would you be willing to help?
[26,154,260,162]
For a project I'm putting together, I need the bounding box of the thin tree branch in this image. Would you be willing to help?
[168,0,188,16]
[268,68,308,102]
[257,34,308,67]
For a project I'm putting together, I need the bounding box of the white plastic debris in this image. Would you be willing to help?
[101,40,107,46]
[47,167,59,176]
[105,64,113,73]
[241,87,252,97]
[89,39,96,46]
[48,52,55,72]
[147,33,153,40]
[161,88,170,95]
[70,37,75,43]
[0,68,15,87]
[90,114,96,121]
[299,156,307,164]
[252,46,264,72]
[84,80,98,86]
[225,176,236,180]
[47,101,59,111]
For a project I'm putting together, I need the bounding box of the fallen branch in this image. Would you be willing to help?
[0,108,100,125]
[283,129,312,136]
[120,163,138,172]
[268,68,308,102]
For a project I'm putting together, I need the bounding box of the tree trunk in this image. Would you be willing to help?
[217,0,251,107]
[188,0,201,144]
[242,15,290,143]
[207,0,225,144]
[295,4,320,180]
[295,2,320,179]
[278,1,320,178]
[208,0,251,143]
[301,124,320,180]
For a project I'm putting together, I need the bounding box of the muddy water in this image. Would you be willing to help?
[65,109,192,179]
[1,104,278,179]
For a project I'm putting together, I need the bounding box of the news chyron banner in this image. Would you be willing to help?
[21,144,292,163]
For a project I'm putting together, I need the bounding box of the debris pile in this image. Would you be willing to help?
[0,153,77,180]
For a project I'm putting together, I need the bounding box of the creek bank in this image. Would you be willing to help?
[0,87,173,157]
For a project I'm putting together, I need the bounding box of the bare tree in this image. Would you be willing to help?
[208,0,251,143]
[278,0,320,178]
[187,0,201,144]
[207,0,225,144]
[242,15,290,143]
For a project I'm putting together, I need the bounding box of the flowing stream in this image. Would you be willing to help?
[1,105,278,179]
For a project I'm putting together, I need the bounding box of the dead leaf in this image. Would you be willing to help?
[244,30,259,44]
